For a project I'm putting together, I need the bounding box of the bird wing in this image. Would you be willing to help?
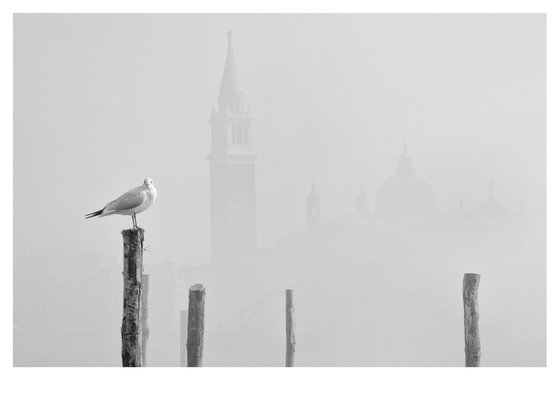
[105,186,147,212]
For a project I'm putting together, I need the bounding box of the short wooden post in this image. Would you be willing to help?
[180,309,188,367]
[121,228,144,367]
[140,274,150,366]
[187,284,205,367]
[285,289,296,367]
[463,273,481,367]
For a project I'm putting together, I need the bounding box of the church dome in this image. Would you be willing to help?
[375,145,436,222]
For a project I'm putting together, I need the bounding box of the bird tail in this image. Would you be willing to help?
[85,208,104,219]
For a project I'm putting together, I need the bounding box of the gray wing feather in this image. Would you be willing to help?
[105,186,146,212]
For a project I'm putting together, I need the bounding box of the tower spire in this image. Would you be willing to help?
[218,30,243,111]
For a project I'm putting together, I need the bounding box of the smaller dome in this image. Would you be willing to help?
[375,146,436,222]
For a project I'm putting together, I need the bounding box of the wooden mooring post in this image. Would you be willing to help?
[121,228,144,367]
[180,309,188,367]
[463,273,481,367]
[187,284,205,367]
[285,289,296,367]
[141,274,150,366]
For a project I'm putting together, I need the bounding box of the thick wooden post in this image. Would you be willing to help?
[463,273,481,367]
[121,228,144,367]
[285,289,296,367]
[140,274,150,366]
[187,284,205,367]
[180,309,188,367]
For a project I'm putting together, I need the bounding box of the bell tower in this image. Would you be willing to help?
[208,31,257,264]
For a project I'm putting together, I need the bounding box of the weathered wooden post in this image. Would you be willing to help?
[140,274,150,366]
[180,309,188,367]
[121,228,144,367]
[187,284,205,367]
[463,273,481,367]
[285,289,296,367]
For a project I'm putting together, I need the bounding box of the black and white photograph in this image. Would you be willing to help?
[5,6,559,395]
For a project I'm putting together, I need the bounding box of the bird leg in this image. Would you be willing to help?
[132,213,137,229]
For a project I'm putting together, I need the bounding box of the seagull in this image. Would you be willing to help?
[85,178,157,229]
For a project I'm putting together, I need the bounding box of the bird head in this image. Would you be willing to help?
[143,177,154,186]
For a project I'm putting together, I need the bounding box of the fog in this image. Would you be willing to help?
[13,14,545,366]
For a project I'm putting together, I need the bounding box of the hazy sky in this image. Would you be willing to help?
[13,13,546,368]
[14,14,545,269]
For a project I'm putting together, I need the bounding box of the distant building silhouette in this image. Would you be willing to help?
[208,31,257,264]
[276,146,527,251]
[206,34,527,265]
